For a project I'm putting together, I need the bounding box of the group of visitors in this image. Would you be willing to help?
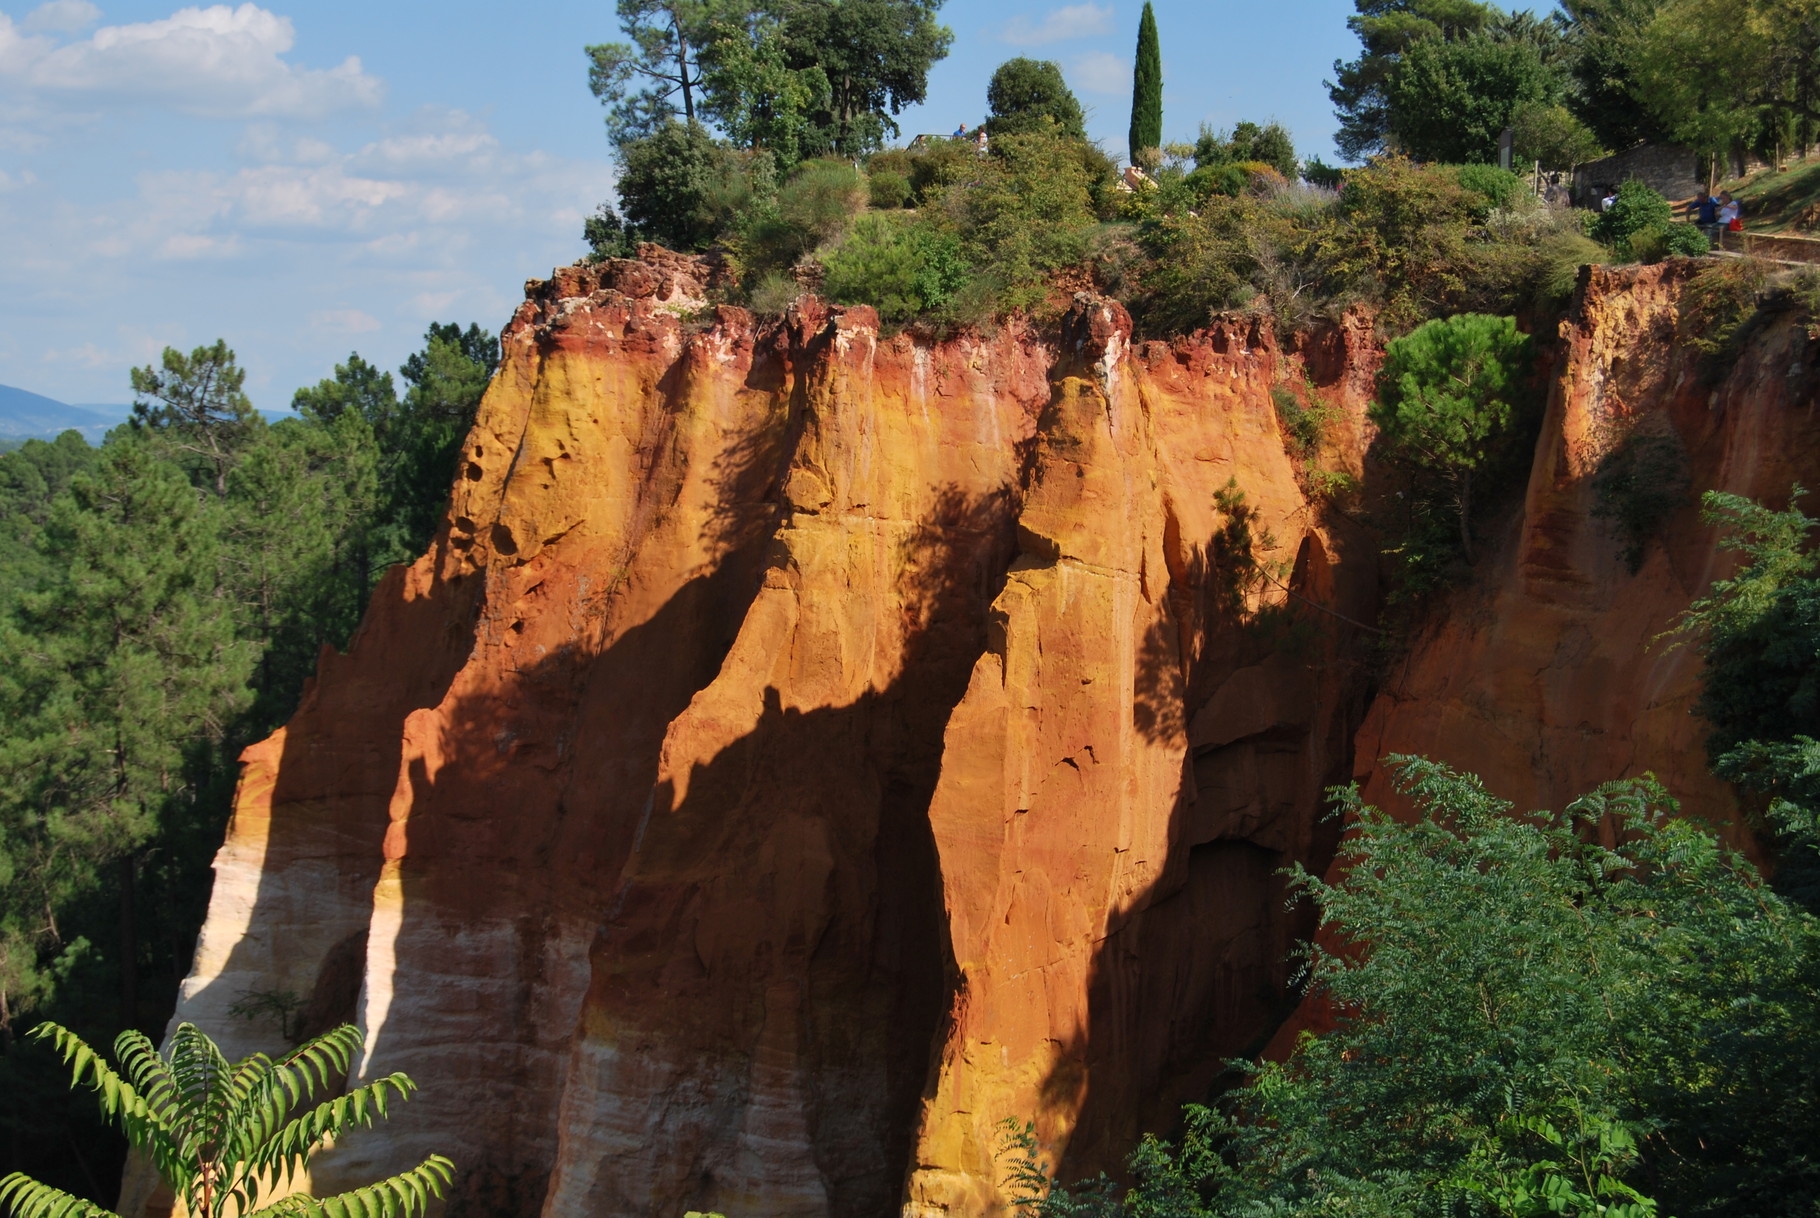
[951,122,989,156]
[1687,187,1743,239]
[1582,181,1742,241]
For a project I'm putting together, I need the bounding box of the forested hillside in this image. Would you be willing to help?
[0,325,495,1189]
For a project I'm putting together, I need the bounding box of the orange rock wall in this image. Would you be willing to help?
[1355,262,1820,837]
[162,256,1819,1218]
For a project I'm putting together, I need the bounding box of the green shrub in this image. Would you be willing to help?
[1679,258,1771,357]
[1126,199,1253,334]
[748,270,799,314]
[616,121,751,251]
[1531,229,1606,308]
[868,169,911,209]
[1591,423,1692,572]
[943,130,1107,315]
[904,138,978,204]
[1303,156,1345,188]
[1271,383,1339,456]
[1329,156,1485,330]
[581,203,633,262]
[1183,161,1248,201]
[1659,220,1712,256]
[1371,313,1533,565]
[821,213,971,322]
[1451,162,1524,218]
[737,157,864,276]
[1627,220,1709,263]
[778,159,865,243]
[1590,179,1673,256]
[1011,756,1820,1218]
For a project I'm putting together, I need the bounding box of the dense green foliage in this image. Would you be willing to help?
[1331,0,1815,174]
[1561,0,1669,150]
[1630,0,1820,172]
[984,58,1085,140]
[614,120,753,251]
[1009,757,1820,1218]
[1384,31,1555,163]
[1128,3,1161,165]
[588,0,951,160]
[1675,491,1820,886]
[1,1022,451,1218]
[0,326,494,1199]
[1327,0,1502,162]
[1193,121,1299,180]
[1370,313,1532,563]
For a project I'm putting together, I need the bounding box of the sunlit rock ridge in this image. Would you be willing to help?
[154,254,1813,1217]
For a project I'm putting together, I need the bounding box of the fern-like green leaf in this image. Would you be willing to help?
[0,1173,122,1218]
[300,1155,453,1218]
[246,1076,417,1184]
[26,1025,172,1155]
[18,1022,448,1218]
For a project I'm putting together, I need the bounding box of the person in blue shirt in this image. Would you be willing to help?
[953,122,968,139]
[1690,187,1720,239]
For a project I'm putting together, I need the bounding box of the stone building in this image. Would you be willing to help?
[1573,143,1702,206]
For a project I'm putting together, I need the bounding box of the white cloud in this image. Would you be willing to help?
[1,4,383,119]
[999,3,1112,45]
[0,167,37,191]
[20,0,100,34]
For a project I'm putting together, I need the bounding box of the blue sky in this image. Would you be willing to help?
[0,0,1508,410]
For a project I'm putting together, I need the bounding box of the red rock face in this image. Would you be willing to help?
[159,256,1816,1218]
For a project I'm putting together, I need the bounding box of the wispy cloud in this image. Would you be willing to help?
[0,4,383,119]
[999,4,1113,45]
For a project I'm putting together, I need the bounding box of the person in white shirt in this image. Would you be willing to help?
[1718,192,1741,228]
[1600,186,1618,211]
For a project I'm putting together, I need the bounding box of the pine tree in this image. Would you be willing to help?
[1128,1,1162,165]
[0,440,254,1034]
[129,342,260,498]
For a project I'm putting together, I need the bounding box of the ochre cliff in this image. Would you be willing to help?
[158,255,1818,1218]
[1354,261,1819,842]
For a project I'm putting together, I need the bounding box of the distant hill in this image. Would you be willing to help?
[0,384,129,443]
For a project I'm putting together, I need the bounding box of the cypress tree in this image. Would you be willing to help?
[1128,1,1162,164]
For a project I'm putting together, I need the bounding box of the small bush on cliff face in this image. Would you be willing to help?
[1271,382,1340,457]
[1008,757,1820,1218]
[1592,421,1692,572]
[1370,313,1534,565]
[1680,258,1772,359]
